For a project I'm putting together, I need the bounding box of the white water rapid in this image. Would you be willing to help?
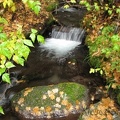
[40,27,85,61]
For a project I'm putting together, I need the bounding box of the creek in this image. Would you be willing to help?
[0,7,105,120]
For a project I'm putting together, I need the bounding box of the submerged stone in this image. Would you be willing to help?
[11,82,89,120]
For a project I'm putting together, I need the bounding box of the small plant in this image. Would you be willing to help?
[0,21,44,84]
[89,68,103,75]
[0,0,16,12]
[22,0,41,15]
[80,0,120,17]
[30,28,44,43]
[80,0,120,87]
[88,25,120,82]
[0,0,41,14]
[0,106,4,115]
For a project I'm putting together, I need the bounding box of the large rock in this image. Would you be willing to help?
[53,7,87,27]
[11,82,89,120]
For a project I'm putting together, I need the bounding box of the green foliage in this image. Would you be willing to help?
[80,1,91,11]
[22,0,41,15]
[30,28,45,43]
[37,35,44,43]
[0,17,44,83]
[79,0,120,16]
[88,25,120,73]
[1,0,16,12]
[0,17,8,24]
[0,0,41,14]
[89,68,103,75]
[70,0,76,4]
[0,106,4,114]
[2,73,11,83]
[80,0,120,85]
[64,4,69,9]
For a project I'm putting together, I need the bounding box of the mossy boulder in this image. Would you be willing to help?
[11,82,89,120]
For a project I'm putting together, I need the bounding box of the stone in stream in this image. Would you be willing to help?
[11,82,89,120]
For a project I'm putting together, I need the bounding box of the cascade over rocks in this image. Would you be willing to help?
[11,82,89,120]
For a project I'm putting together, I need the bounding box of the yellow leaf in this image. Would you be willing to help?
[11,5,16,12]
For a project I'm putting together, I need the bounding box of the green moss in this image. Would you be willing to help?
[58,83,86,103]
[11,82,88,112]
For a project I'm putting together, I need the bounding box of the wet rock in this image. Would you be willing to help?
[11,82,89,120]
[53,7,87,27]
[0,77,21,106]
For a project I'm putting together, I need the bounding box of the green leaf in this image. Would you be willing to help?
[70,0,76,3]
[64,4,69,9]
[100,70,103,75]
[113,44,120,51]
[31,28,38,34]
[37,35,44,43]
[2,73,11,83]
[116,8,120,14]
[0,27,3,32]
[111,35,119,42]
[1,48,12,60]
[0,33,7,40]
[11,5,16,12]
[0,17,8,24]
[5,62,15,69]
[0,68,6,76]
[108,10,112,15]
[34,5,41,15]
[28,0,34,8]
[13,55,25,66]
[35,1,41,5]
[79,1,83,4]
[94,5,100,11]
[0,106,4,114]
[30,33,36,42]
[89,68,95,74]
[22,46,30,60]
[17,57,25,66]
[22,0,28,3]
[23,40,34,47]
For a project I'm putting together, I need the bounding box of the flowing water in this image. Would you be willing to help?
[40,26,85,61]
[0,26,88,120]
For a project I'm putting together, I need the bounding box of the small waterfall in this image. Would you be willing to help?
[51,26,85,41]
[40,26,85,61]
